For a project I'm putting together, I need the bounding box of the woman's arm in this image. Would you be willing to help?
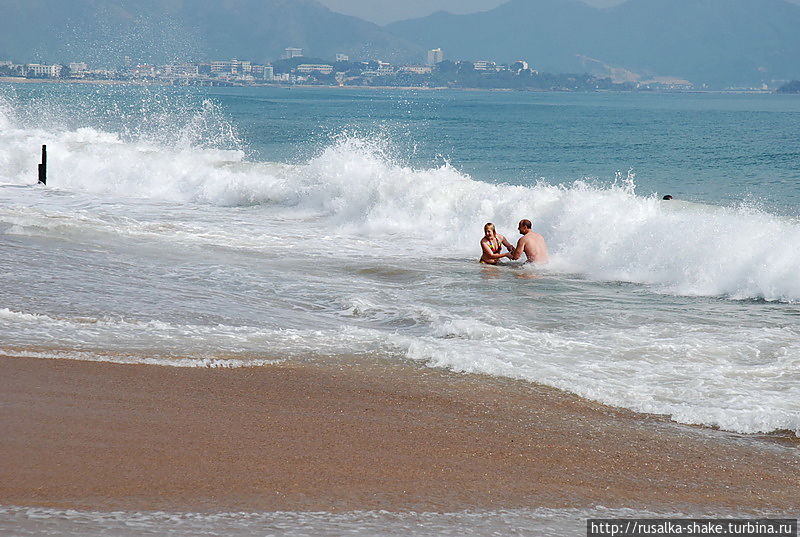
[481,240,509,260]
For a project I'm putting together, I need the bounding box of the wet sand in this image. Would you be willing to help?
[0,354,798,513]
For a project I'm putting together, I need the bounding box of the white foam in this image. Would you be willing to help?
[0,307,410,364]
[4,116,798,303]
[0,307,47,322]
[402,319,800,435]
[0,505,706,537]
[4,298,798,434]
[0,348,283,369]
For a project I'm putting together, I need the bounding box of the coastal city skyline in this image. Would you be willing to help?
[3,45,796,92]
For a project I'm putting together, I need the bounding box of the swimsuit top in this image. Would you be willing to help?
[486,237,501,254]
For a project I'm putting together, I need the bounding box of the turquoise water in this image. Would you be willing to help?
[208,88,800,213]
[9,85,800,208]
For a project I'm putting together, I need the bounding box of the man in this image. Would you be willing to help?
[509,219,549,264]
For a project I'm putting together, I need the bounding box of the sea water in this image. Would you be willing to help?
[1,83,799,534]
[0,505,753,537]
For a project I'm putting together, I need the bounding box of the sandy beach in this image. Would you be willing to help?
[0,353,797,514]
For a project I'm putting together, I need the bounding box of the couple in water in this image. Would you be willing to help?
[480,219,549,265]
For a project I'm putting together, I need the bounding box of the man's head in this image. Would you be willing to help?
[518,219,532,234]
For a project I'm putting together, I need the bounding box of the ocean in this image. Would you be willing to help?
[0,82,799,535]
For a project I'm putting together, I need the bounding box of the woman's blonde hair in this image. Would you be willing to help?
[484,222,496,233]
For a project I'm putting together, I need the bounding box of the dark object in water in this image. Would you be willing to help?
[37,145,47,185]
[662,194,673,200]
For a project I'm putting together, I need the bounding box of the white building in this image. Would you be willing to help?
[211,59,251,75]
[251,65,274,80]
[25,64,62,78]
[283,47,303,59]
[399,66,433,74]
[211,60,231,73]
[426,48,444,66]
[377,61,394,75]
[163,63,199,76]
[296,64,334,75]
[473,60,497,71]
[67,62,88,78]
[128,64,156,78]
[336,53,349,62]
[84,69,115,79]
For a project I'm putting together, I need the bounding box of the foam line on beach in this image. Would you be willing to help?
[2,301,798,435]
[0,348,284,369]
[0,505,712,537]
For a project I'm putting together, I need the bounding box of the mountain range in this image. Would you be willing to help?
[0,0,421,66]
[1,0,799,86]
[388,0,800,86]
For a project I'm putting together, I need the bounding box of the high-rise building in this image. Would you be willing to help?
[251,65,274,80]
[336,53,349,62]
[283,47,303,59]
[211,60,232,73]
[426,48,444,66]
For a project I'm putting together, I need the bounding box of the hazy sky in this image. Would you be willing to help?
[319,0,800,25]
[319,0,626,25]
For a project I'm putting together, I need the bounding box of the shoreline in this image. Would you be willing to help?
[0,76,162,86]
[1,353,798,514]
[0,77,778,94]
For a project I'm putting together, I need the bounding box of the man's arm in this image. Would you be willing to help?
[508,238,523,260]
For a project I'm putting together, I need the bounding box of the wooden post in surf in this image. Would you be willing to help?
[37,145,47,185]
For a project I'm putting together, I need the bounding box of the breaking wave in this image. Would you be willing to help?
[2,98,799,302]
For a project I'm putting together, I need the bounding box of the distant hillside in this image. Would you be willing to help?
[777,80,800,93]
[387,0,800,87]
[0,0,422,66]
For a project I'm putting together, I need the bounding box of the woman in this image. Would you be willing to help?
[479,222,513,264]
